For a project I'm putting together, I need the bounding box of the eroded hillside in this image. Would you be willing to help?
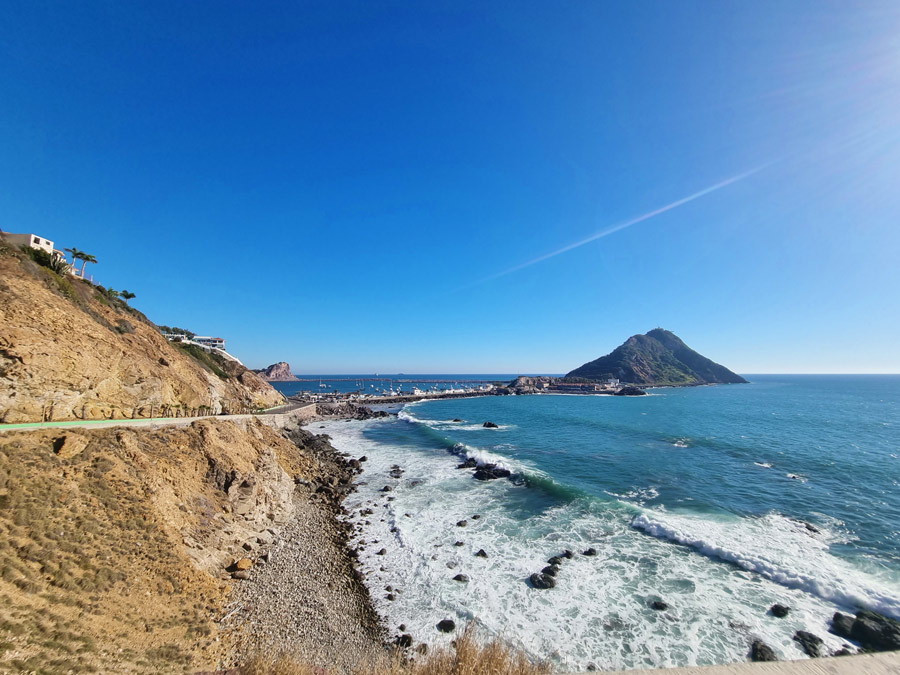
[0,236,282,424]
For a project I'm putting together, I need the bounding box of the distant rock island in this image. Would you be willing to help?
[566,328,748,387]
[256,361,299,381]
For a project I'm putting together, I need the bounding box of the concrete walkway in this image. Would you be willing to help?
[606,651,900,675]
[0,402,316,434]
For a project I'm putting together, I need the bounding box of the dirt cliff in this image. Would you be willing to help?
[0,416,354,672]
[0,237,283,423]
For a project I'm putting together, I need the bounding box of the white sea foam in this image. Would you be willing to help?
[309,418,884,671]
[632,510,900,620]
[754,462,773,468]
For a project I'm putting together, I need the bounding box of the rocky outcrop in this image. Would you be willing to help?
[613,386,648,396]
[315,401,391,420]
[0,240,283,423]
[831,610,900,652]
[750,640,778,662]
[256,361,299,381]
[567,328,747,387]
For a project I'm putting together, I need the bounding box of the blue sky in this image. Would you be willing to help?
[2,2,899,373]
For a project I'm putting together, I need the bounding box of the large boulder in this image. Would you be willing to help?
[529,572,556,589]
[483,421,499,428]
[750,640,777,662]
[473,464,511,481]
[850,610,900,651]
[793,631,824,658]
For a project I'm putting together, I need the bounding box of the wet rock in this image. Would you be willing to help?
[376,548,387,555]
[529,572,556,589]
[547,556,562,566]
[475,549,488,558]
[386,593,395,601]
[614,386,647,396]
[473,464,511,481]
[398,623,405,631]
[483,421,499,428]
[793,630,824,658]
[586,665,597,672]
[396,634,413,648]
[437,619,456,633]
[471,514,481,520]
[454,541,464,547]
[381,486,392,492]
[359,456,368,462]
[848,609,900,651]
[452,419,463,422]
[831,612,855,640]
[456,520,467,527]
[541,565,559,577]
[833,648,854,656]
[583,547,597,556]
[750,640,778,662]
[452,574,469,582]
[562,550,574,559]
[770,604,790,618]
[650,600,668,611]
[457,458,477,469]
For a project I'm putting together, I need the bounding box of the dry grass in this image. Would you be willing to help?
[238,625,553,675]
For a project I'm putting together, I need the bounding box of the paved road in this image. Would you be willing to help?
[605,651,900,675]
[0,401,310,433]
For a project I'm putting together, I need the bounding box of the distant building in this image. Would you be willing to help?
[193,336,226,350]
[607,378,620,386]
[5,232,56,256]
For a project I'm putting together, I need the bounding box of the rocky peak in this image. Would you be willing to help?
[259,362,298,381]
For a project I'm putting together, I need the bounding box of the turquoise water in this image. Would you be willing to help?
[314,375,900,670]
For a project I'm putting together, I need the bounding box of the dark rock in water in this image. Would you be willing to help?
[454,541,464,547]
[529,572,556,589]
[483,421,499,428]
[380,485,392,492]
[396,634,413,648]
[793,630,824,658]
[586,664,597,672]
[614,386,648,396]
[457,458,477,469]
[475,549,488,558]
[770,604,790,618]
[542,565,559,577]
[472,464,511,481]
[583,547,598,556]
[547,556,562,566]
[650,600,668,611]
[849,609,900,652]
[831,612,855,640]
[456,520,467,527]
[386,593,395,601]
[398,623,406,631]
[750,640,778,662]
[471,514,481,520]
[452,574,469,582]
[437,619,456,633]
[359,456,368,462]
[452,418,464,422]
[376,548,386,555]
[562,550,574,559]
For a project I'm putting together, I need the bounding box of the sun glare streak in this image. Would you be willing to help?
[454,163,773,292]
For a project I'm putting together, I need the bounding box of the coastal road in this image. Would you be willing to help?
[0,401,315,433]
[605,651,900,675]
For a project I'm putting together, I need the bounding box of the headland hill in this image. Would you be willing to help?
[261,329,748,406]
[2,230,898,675]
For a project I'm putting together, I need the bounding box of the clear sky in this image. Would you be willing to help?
[2,2,899,374]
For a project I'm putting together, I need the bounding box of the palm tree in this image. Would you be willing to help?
[64,246,83,269]
[79,253,97,278]
[106,287,120,299]
[120,290,136,304]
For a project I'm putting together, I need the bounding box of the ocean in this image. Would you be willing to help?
[284,375,900,670]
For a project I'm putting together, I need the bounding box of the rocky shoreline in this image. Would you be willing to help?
[219,408,392,671]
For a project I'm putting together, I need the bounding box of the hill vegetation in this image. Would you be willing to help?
[567,328,748,386]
